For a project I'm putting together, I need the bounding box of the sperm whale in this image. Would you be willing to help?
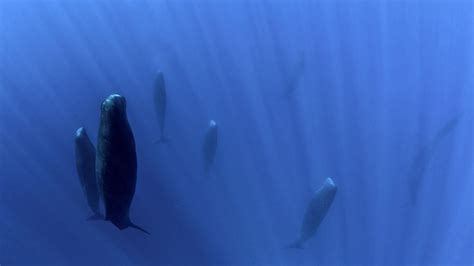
[288,177,337,249]
[75,127,102,220]
[96,94,149,234]
[203,120,218,174]
[153,71,169,143]
[408,114,462,205]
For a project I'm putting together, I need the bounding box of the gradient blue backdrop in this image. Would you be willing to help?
[0,1,473,265]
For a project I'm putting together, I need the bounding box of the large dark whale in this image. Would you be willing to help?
[153,71,168,143]
[96,94,149,234]
[289,177,337,249]
[74,127,102,220]
[203,120,218,174]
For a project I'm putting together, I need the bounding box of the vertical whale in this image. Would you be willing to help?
[289,177,337,249]
[281,56,306,99]
[203,120,218,174]
[74,127,102,220]
[96,94,149,234]
[408,114,461,205]
[153,71,168,143]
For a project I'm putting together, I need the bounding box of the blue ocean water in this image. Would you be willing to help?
[0,1,473,265]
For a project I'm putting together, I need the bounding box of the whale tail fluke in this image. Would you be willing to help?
[128,222,150,235]
[86,213,104,221]
[287,239,304,249]
[110,219,150,235]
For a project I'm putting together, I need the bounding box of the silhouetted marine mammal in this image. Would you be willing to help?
[203,120,218,174]
[281,55,306,99]
[408,114,462,205]
[289,177,337,249]
[96,94,149,234]
[153,71,168,143]
[75,127,102,220]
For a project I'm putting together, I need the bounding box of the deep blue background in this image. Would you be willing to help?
[0,1,473,265]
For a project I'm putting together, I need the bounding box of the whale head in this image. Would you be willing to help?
[209,120,217,128]
[102,94,126,110]
[76,127,87,138]
[156,71,164,80]
[323,177,337,194]
[325,177,335,186]
[75,127,90,145]
[101,94,127,118]
[155,72,165,93]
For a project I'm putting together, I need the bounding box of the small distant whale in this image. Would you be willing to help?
[74,127,102,220]
[96,94,149,234]
[153,71,168,143]
[408,114,462,205]
[281,56,306,99]
[203,120,218,174]
[288,177,337,249]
